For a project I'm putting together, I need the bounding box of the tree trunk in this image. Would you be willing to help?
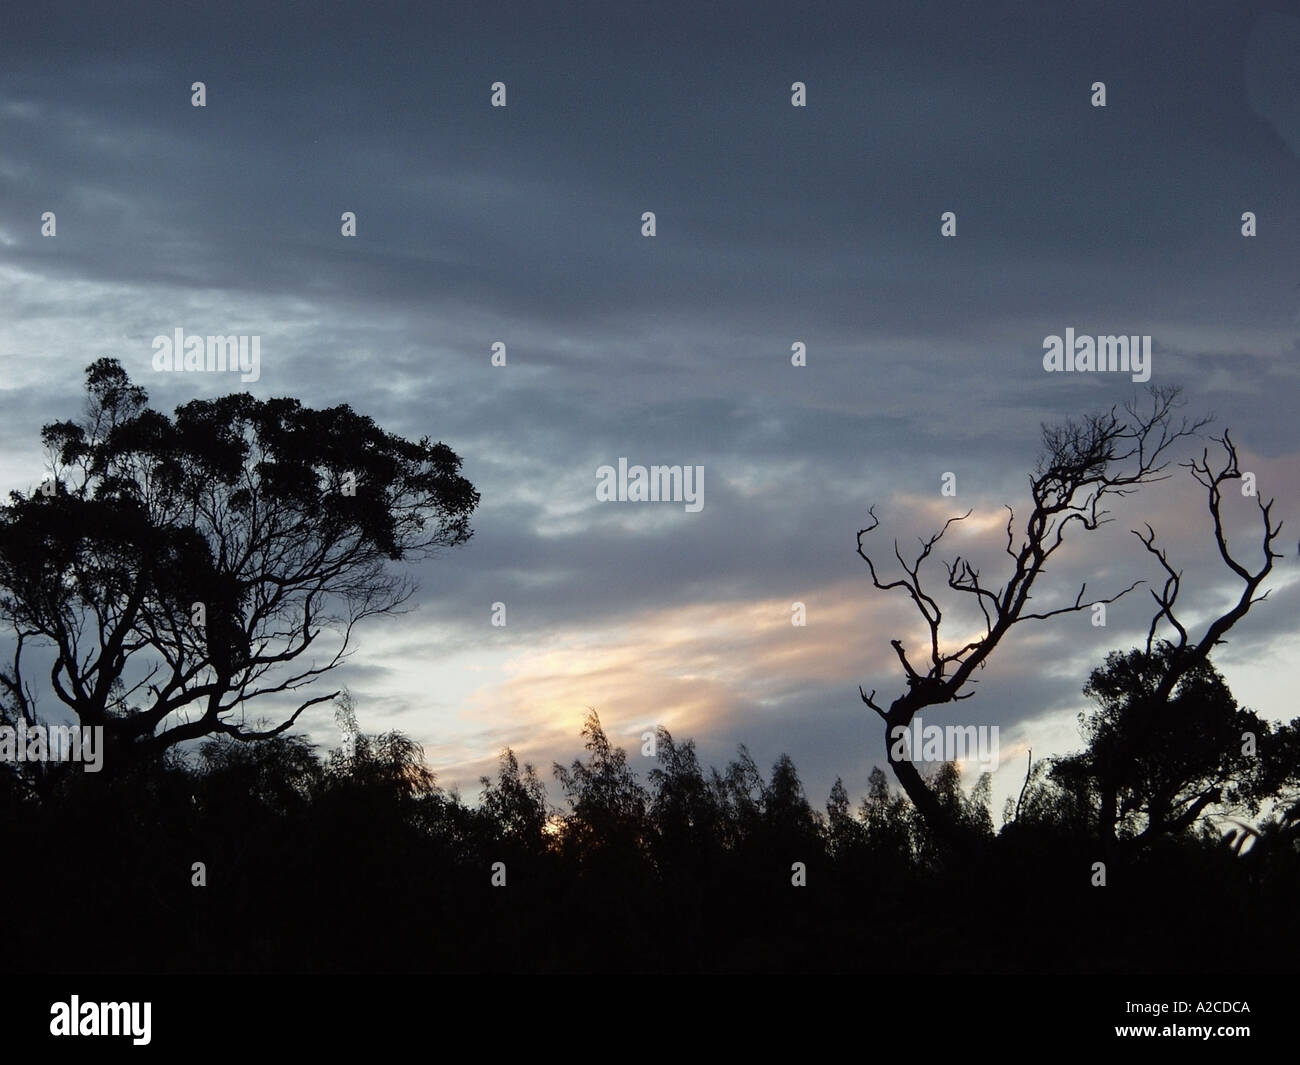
[884,706,976,860]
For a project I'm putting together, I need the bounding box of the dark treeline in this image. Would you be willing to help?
[3,694,1297,974]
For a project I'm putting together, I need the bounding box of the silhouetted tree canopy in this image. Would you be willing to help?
[553,709,650,869]
[1012,646,1292,858]
[480,748,549,850]
[0,359,479,768]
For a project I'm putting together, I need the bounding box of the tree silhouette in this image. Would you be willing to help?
[1005,645,1299,868]
[856,389,1281,855]
[1047,646,1265,848]
[759,752,824,857]
[711,743,766,850]
[825,777,863,858]
[647,726,723,873]
[0,359,479,770]
[552,709,649,867]
[858,766,915,867]
[479,747,549,851]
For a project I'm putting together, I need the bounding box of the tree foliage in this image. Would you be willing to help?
[0,359,479,764]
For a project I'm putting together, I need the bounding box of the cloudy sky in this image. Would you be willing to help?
[2,0,1298,816]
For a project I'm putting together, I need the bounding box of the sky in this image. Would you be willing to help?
[1,0,1298,819]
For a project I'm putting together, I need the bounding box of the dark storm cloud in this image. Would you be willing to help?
[4,1,1299,344]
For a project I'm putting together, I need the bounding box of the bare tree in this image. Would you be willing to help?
[856,387,1216,853]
